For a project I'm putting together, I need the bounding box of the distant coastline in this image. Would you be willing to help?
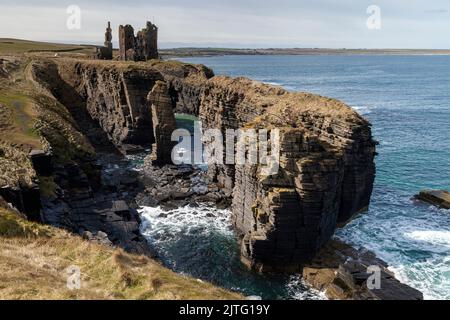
[2,38,450,59]
[160,47,450,58]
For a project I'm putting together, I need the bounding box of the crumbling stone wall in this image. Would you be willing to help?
[119,21,158,61]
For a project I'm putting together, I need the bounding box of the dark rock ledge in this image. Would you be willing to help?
[415,190,450,210]
[303,240,423,300]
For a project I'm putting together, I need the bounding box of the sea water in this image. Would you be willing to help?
[140,55,450,300]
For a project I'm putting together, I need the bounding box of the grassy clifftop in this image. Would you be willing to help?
[0,39,95,56]
[0,200,242,300]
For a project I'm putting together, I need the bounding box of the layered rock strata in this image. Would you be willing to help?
[147,81,177,164]
[29,59,162,151]
[27,58,376,271]
[164,74,376,271]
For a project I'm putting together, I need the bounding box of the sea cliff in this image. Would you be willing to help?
[0,54,421,299]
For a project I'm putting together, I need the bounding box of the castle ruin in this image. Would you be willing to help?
[95,22,113,60]
[119,21,159,61]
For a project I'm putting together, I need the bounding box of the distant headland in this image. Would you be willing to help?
[1,38,449,58]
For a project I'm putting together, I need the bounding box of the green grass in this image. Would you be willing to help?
[0,91,42,149]
[0,38,95,55]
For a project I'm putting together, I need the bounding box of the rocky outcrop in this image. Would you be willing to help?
[303,240,423,300]
[415,190,450,209]
[0,57,21,79]
[22,58,157,253]
[0,58,8,78]
[40,151,152,255]
[27,57,376,271]
[0,143,42,221]
[0,55,420,300]
[161,74,376,271]
[147,81,177,165]
[148,60,215,115]
[29,59,163,152]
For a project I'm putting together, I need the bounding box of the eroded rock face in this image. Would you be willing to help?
[28,58,376,271]
[29,59,163,150]
[147,81,177,164]
[153,74,375,271]
[0,143,42,221]
[164,75,376,271]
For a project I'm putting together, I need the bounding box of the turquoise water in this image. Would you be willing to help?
[141,55,450,300]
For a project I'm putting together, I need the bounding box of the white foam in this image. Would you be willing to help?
[138,204,325,300]
[263,81,284,87]
[405,230,450,248]
[286,275,327,300]
[139,204,234,251]
[352,105,372,115]
[337,206,450,300]
[389,259,450,300]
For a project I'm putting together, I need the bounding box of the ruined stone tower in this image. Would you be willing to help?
[119,21,159,61]
[118,24,135,60]
[95,21,113,60]
[104,21,113,56]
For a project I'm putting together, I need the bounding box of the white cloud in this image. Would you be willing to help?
[0,1,449,48]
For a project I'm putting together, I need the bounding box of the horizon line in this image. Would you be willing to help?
[2,38,450,51]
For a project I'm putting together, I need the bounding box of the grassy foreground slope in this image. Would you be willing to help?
[0,200,242,300]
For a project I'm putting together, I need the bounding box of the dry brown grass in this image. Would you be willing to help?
[0,205,243,300]
[209,76,366,123]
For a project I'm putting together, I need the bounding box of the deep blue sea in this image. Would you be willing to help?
[140,55,450,300]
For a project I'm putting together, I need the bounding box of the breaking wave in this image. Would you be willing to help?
[352,105,373,115]
[139,204,324,300]
[336,194,450,300]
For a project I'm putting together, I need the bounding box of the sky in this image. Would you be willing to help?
[0,0,449,49]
